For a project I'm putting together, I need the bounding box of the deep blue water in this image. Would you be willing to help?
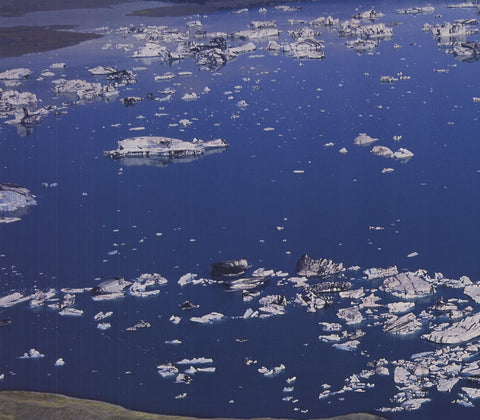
[2,0,480,418]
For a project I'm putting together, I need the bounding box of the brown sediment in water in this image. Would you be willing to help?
[0,26,102,58]
[0,391,386,420]
[127,0,303,18]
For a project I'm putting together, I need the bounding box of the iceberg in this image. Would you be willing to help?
[91,277,131,300]
[52,79,118,102]
[423,313,480,344]
[104,136,228,161]
[382,272,435,299]
[354,133,378,146]
[190,312,224,324]
[0,292,31,308]
[209,259,249,277]
[296,254,344,277]
[396,6,435,15]
[0,68,32,80]
[0,183,36,213]
[363,266,399,279]
[383,312,422,335]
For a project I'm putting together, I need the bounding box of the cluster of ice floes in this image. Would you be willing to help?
[0,183,36,223]
[157,357,215,388]
[0,68,32,81]
[52,79,119,102]
[423,18,480,61]
[104,136,228,164]
[6,253,480,411]
[396,6,435,15]
[353,133,414,163]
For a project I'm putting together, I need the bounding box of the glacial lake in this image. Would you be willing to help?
[2,0,480,418]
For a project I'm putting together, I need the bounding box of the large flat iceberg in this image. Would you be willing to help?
[104,136,228,161]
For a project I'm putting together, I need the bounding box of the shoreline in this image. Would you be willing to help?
[0,25,102,58]
[0,391,385,420]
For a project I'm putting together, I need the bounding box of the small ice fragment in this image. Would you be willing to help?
[54,358,65,366]
[407,252,419,258]
[339,147,348,154]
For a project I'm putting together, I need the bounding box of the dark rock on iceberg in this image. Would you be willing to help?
[106,69,136,86]
[181,300,199,310]
[309,281,352,293]
[209,259,249,277]
[296,254,345,277]
[120,96,143,107]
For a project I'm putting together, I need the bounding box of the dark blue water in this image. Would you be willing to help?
[2,0,480,418]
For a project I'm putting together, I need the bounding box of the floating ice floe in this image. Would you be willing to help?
[382,271,435,299]
[97,323,111,330]
[52,79,118,102]
[231,28,279,40]
[259,294,287,316]
[333,340,360,351]
[352,9,384,21]
[340,22,393,40]
[59,307,84,316]
[387,301,415,314]
[177,357,213,365]
[464,284,480,303]
[88,65,118,75]
[94,311,113,321]
[266,38,325,59]
[383,312,422,335]
[104,136,228,162]
[371,145,394,158]
[296,254,344,277]
[54,358,65,366]
[310,16,339,26]
[157,363,179,378]
[0,183,37,215]
[19,349,44,359]
[91,277,131,300]
[178,273,209,287]
[423,22,478,40]
[227,276,268,291]
[337,307,364,325]
[0,68,32,80]
[126,320,151,331]
[209,259,249,277]
[448,41,480,62]
[120,96,143,106]
[190,312,225,324]
[30,289,56,307]
[295,291,328,312]
[423,313,480,344]
[396,6,435,14]
[346,38,378,54]
[354,133,378,146]
[258,363,286,376]
[129,273,167,297]
[0,292,31,308]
